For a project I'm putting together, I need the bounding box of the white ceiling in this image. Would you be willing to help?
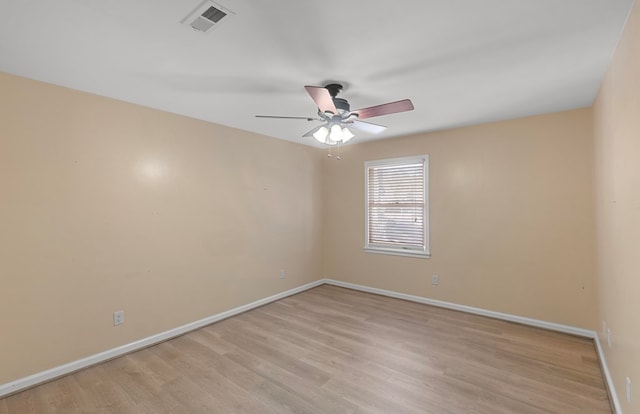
[0,0,634,147]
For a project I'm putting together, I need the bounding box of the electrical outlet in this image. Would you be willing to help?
[279,269,286,279]
[627,377,632,403]
[432,274,439,285]
[113,310,124,326]
[607,328,612,347]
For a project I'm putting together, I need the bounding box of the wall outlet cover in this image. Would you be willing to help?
[113,310,124,326]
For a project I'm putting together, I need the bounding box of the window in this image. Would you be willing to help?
[365,155,429,258]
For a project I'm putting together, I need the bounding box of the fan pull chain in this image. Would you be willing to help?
[326,144,342,160]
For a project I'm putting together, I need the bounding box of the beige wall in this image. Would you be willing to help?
[593,0,640,411]
[0,72,324,384]
[323,108,597,329]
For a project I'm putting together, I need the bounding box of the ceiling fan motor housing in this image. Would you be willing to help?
[322,83,351,115]
[333,97,350,114]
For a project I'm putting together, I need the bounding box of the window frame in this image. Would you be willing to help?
[364,155,430,258]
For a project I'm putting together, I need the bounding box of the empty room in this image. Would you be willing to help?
[1,1,638,413]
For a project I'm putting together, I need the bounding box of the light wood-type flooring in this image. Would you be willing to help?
[1,285,612,413]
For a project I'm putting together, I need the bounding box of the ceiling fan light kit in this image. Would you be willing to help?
[311,123,355,145]
[256,83,414,146]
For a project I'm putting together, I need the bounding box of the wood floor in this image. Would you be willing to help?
[1,285,611,413]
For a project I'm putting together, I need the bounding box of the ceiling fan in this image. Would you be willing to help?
[256,83,414,145]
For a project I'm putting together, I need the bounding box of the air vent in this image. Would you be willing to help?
[181,0,235,33]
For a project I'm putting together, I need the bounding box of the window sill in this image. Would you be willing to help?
[363,247,431,259]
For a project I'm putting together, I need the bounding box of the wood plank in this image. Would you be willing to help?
[0,285,612,413]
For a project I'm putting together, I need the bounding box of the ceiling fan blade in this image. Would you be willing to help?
[255,115,319,121]
[352,99,414,120]
[350,120,387,134]
[304,86,338,115]
[302,125,323,137]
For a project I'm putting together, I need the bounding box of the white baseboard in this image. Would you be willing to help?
[324,279,595,337]
[594,335,623,414]
[0,279,324,398]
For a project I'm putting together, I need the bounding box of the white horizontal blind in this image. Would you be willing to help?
[366,157,426,253]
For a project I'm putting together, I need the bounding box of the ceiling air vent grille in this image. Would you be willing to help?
[181,0,235,33]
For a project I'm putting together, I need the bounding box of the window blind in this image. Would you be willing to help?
[366,159,426,251]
